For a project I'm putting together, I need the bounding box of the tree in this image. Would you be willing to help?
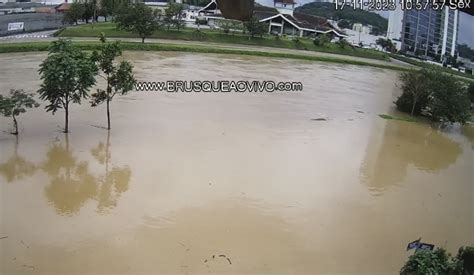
[90,34,136,130]
[400,246,474,275]
[81,1,96,24]
[163,2,185,30]
[376,37,395,52]
[115,3,161,43]
[38,39,98,133]
[0,90,39,135]
[244,16,267,39]
[426,72,471,124]
[396,69,432,115]
[99,0,115,22]
[396,68,471,124]
[64,2,85,25]
[400,248,456,275]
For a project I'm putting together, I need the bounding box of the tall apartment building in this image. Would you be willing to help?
[387,5,459,60]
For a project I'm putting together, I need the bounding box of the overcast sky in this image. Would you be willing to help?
[257,0,474,47]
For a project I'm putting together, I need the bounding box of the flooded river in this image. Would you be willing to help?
[0,52,473,275]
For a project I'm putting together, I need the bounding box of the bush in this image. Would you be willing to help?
[456,246,474,273]
[396,68,471,124]
[396,68,433,115]
[400,248,455,275]
[427,73,471,124]
[400,246,474,275]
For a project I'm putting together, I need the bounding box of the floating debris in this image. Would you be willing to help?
[311,118,327,121]
[0,236,8,240]
[204,254,232,265]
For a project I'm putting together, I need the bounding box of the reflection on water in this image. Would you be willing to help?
[0,138,36,183]
[461,125,474,149]
[91,133,131,212]
[360,120,462,195]
[0,134,131,215]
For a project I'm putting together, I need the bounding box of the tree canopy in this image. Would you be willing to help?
[0,90,39,135]
[115,3,161,43]
[38,39,98,133]
[90,34,136,130]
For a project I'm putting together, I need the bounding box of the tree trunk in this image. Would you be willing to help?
[64,104,69,133]
[142,36,145,43]
[106,93,111,130]
[12,114,18,135]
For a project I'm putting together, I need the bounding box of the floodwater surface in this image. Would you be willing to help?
[0,52,473,275]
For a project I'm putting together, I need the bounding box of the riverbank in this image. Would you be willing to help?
[0,40,410,72]
[57,22,389,61]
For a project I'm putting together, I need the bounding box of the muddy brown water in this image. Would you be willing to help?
[0,52,472,275]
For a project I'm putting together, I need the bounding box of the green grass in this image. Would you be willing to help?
[379,114,419,123]
[57,22,390,61]
[389,53,474,81]
[0,41,410,72]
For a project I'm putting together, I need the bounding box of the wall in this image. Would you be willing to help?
[0,13,65,36]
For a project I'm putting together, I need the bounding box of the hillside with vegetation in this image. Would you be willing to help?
[295,2,388,35]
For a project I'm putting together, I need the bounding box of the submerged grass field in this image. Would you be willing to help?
[57,22,390,61]
[0,41,409,72]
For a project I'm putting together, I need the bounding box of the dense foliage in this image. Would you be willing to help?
[38,39,98,133]
[396,68,471,124]
[400,247,474,275]
[163,3,185,30]
[64,2,86,25]
[114,3,161,43]
[295,2,388,35]
[90,34,136,130]
[0,90,39,135]
[376,38,396,52]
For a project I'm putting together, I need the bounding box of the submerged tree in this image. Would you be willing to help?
[396,68,471,124]
[38,39,98,133]
[397,69,432,115]
[0,89,39,135]
[90,34,136,130]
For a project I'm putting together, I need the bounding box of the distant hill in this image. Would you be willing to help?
[295,2,388,34]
